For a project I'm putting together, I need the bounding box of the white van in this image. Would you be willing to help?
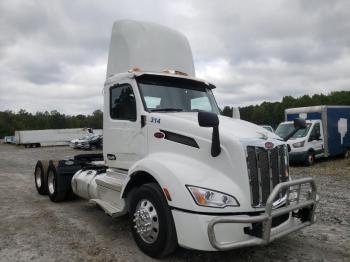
[276,106,350,165]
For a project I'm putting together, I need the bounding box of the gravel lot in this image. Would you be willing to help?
[0,143,349,262]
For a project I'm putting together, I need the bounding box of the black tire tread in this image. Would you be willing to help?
[47,163,68,202]
[305,151,314,166]
[129,183,177,258]
[34,160,49,195]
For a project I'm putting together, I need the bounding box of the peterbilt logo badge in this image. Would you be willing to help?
[265,142,274,149]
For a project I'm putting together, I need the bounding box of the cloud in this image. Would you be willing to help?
[0,0,349,114]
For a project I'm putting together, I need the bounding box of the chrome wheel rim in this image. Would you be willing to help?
[48,170,55,195]
[133,199,159,244]
[308,154,314,165]
[35,169,42,188]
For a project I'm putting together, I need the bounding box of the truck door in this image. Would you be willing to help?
[104,80,147,169]
[308,122,324,157]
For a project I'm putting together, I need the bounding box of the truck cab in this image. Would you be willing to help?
[276,105,350,165]
[35,20,318,258]
[276,120,324,165]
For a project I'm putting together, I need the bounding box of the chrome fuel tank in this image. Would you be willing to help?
[71,169,107,200]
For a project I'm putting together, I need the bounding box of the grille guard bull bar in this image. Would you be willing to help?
[208,177,318,250]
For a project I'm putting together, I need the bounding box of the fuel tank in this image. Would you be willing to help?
[71,169,107,200]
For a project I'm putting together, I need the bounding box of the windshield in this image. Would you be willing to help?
[261,126,273,132]
[275,123,311,139]
[137,75,220,114]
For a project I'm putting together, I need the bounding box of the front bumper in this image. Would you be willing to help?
[289,151,308,162]
[207,177,317,250]
[172,177,317,251]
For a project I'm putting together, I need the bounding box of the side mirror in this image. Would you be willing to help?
[198,111,219,127]
[293,118,306,129]
[198,112,221,157]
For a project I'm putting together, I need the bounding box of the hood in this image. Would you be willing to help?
[150,112,284,149]
[151,112,281,141]
[286,137,305,146]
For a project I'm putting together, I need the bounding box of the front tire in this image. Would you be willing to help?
[305,151,315,166]
[129,183,177,258]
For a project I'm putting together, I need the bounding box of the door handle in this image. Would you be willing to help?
[141,115,147,128]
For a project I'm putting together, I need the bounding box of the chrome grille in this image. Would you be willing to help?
[246,145,289,207]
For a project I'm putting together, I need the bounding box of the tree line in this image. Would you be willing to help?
[0,91,349,138]
[222,91,350,128]
[0,109,103,138]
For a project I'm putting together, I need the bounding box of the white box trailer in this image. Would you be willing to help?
[15,128,91,147]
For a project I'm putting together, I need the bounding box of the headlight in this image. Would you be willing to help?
[186,186,239,208]
[293,141,305,148]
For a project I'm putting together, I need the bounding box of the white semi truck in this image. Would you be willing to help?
[34,20,318,258]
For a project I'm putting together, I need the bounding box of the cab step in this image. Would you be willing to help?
[89,199,124,217]
[95,175,124,192]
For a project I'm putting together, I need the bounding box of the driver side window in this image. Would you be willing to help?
[309,123,321,141]
[110,84,137,121]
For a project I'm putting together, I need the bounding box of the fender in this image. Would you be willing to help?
[121,152,251,213]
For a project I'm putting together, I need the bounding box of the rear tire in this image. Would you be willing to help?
[34,160,49,195]
[47,162,69,202]
[129,183,177,258]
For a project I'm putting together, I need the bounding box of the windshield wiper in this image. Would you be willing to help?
[150,108,184,112]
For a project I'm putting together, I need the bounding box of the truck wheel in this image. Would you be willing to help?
[47,163,68,202]
[129,183,177,258]
[305,152,315,166]
[34,160,49,195]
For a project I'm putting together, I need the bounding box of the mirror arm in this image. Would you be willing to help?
[283,127,301,141]
[211,126,221,157]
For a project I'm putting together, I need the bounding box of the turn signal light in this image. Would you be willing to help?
[163,188,172,201]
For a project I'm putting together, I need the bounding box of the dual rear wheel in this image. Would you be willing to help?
[46,162,70,202]
[34,160,49,195]
[34,162,177,257]
[34,160,71,202]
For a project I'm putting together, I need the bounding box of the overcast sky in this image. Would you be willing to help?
[1,0,349,115]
